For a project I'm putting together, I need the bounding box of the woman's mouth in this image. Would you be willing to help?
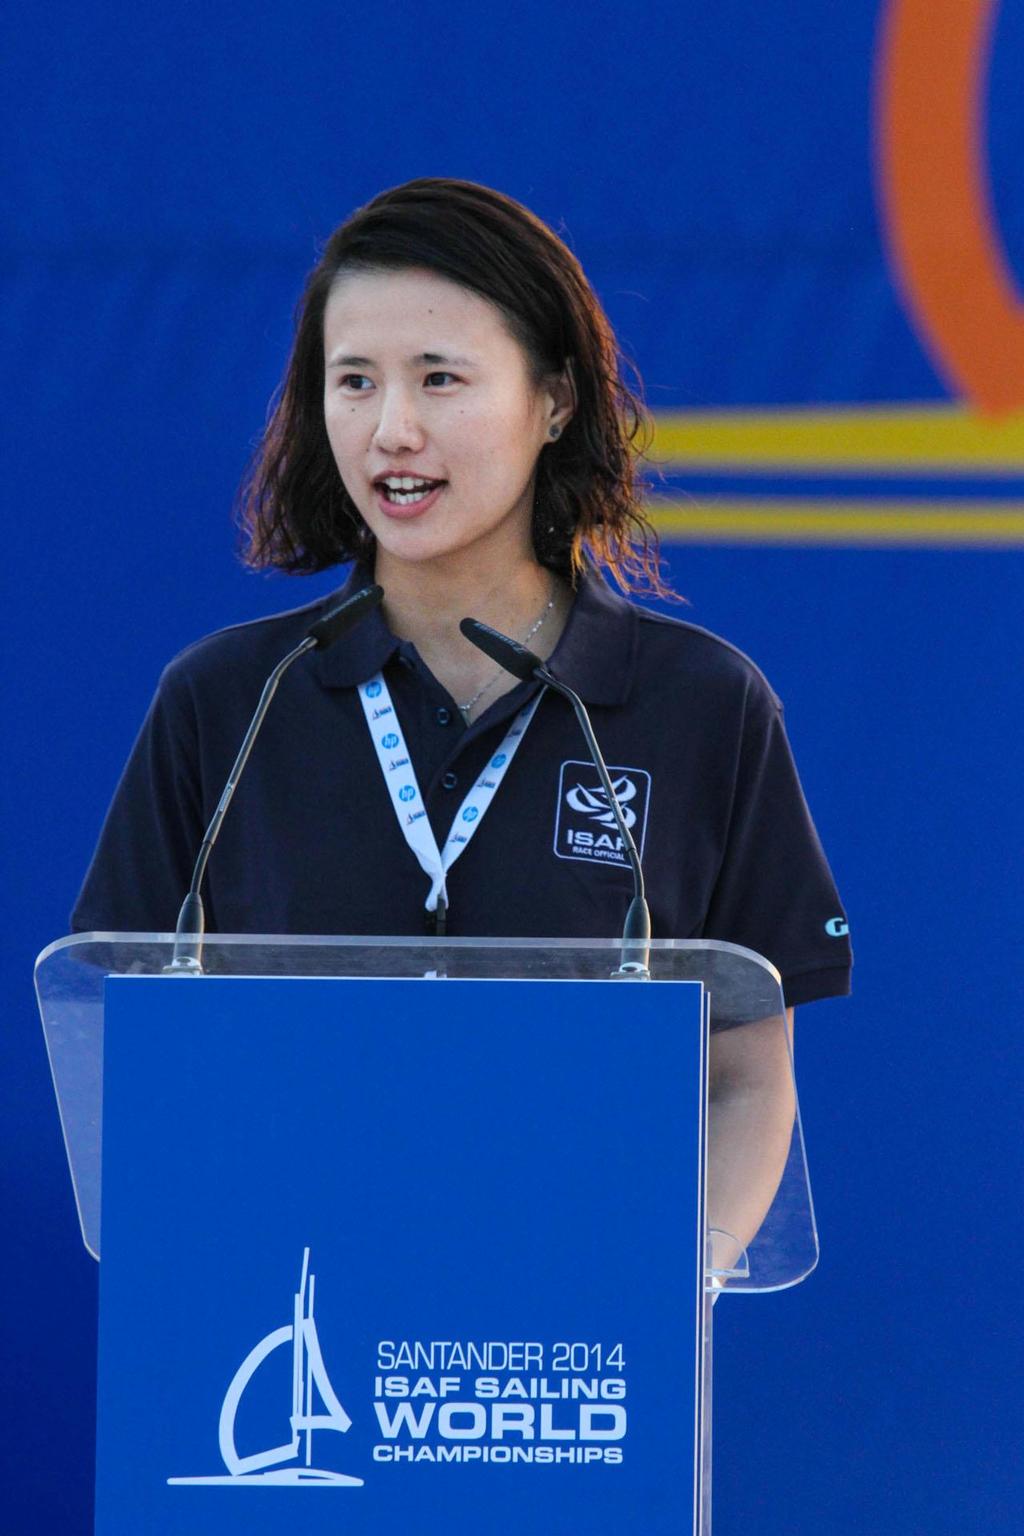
[374,476,447,518]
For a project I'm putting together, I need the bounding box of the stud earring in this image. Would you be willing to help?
[548,424,562,440]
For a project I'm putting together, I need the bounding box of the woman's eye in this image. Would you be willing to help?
[339,373,372,391]
[425,371,457,387]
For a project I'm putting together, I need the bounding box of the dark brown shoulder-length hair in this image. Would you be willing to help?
[239,176,673,596]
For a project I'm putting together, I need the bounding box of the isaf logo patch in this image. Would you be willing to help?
[553,760,651,868]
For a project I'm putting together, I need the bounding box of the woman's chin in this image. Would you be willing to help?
[372,524,519,574]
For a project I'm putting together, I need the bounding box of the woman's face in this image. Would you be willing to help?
[322,267,561,572]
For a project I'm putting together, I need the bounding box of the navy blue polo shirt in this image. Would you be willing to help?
[72,565,852,1007]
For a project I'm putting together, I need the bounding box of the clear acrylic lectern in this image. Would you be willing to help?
[36,933,816,1536]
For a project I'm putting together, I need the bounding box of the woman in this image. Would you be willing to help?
[73,177,851,1260]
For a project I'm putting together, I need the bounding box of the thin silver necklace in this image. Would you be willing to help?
[457,591,556,721]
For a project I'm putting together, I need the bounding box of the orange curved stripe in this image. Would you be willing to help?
[876,0,1024,416]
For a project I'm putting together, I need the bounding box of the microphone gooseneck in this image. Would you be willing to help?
[165,585,384,975]
[460,617,652,979]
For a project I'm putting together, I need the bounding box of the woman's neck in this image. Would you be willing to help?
[374,547,572,718]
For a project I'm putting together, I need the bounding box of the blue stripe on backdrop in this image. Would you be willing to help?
[653,475,1024,500]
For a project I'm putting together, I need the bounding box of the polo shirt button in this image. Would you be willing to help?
[436,707,452,726]
[441,771,458,791]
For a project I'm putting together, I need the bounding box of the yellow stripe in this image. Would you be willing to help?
[647,500,1024,545]
[650,404,1024,471]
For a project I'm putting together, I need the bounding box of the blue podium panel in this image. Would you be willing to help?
[96,975,706,1535]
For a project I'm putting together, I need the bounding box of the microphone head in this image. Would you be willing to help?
[460,618,543,682]
[307,584,384,650]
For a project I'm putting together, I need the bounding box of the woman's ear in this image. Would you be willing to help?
[546,358,577,435]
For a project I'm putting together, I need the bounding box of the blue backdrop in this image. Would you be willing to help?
[4,2,1022,1532]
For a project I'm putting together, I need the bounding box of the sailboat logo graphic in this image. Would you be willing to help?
[168,1247,364,1487]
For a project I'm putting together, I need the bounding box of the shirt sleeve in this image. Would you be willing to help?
[70,664,205,934]
[701,673,852,1008]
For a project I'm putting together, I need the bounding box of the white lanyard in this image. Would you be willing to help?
[358,673,544,917]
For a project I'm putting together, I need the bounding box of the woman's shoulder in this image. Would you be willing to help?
[567,572,783,724]
[633,605,782,706]
[157,592,336,697]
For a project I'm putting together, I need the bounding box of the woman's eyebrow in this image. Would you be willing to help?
[325,350,476,368]
[415,351,475,367]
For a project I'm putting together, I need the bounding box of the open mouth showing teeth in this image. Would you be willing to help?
[376,476,445,506]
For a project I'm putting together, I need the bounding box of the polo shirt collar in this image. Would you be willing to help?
[312,564,399,688]
[312,560,639,706]
[544,565,637,707]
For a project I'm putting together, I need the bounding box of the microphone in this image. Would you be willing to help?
[460,617,652,979]
[165,584,384,974]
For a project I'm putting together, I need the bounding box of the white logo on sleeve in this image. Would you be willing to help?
[553,760,651,868]
[168,1248,363,1488]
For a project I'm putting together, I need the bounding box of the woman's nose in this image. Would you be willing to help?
[373,387,426,453]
